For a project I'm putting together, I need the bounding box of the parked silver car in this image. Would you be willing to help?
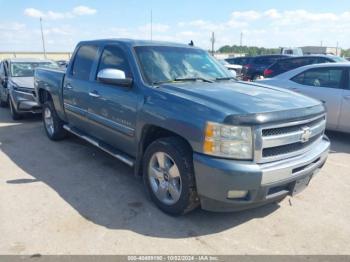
[258,63,350,133]
[0,58,59,120]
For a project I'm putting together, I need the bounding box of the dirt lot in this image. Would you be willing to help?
[0,108,349,255]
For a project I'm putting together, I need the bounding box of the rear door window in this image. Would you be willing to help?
[291,67,344,89]
[71,45,99,80]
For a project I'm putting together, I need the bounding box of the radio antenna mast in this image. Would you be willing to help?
[40,17,47,59]
[150,9,153,41]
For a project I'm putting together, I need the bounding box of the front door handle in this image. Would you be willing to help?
[89,91,100,98]
[65,84,73,90]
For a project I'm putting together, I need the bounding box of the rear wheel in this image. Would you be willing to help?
[143,137,199,215]
[42,100,67,140]
[9,98,22,120]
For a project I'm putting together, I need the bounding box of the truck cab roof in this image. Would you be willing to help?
[78,38,201,49]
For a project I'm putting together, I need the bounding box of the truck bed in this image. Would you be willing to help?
[35,68,66,120]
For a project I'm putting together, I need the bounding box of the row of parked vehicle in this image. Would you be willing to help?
[0,39,333,215]
[225,54,348,80]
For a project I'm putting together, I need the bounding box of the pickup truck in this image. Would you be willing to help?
[34,39,330,215]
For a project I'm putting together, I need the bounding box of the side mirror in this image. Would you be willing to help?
[97,69,133,87]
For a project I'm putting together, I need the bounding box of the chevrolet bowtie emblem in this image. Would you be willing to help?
[301,126,312,143]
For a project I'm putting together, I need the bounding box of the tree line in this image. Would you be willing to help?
[218,44,350,57]
[217,45,281,56]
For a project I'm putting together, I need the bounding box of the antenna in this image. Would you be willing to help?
[210,32,215,55]
[150,9,153,41]
[40,17,47,59]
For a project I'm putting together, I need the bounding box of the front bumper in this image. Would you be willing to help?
[193,136,330,212]
[10,89,42,113]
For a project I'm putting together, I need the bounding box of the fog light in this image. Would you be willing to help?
[227,190,248,199]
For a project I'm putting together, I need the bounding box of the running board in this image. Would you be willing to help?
[63,125,135,167]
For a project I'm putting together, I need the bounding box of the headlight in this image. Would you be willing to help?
[203,122,253,159]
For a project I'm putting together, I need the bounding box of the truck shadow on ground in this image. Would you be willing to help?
[1,113,286,238]
[326,131,350,155]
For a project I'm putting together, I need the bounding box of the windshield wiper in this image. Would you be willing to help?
[151,80,174,85]
[151,77,214,86]
[174,77,214,83]
[215,77,237,81]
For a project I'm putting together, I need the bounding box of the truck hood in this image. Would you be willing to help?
[9,77,34,89]
[159,81,321,115]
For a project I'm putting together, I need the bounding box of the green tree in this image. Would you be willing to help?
[217,45,280,56]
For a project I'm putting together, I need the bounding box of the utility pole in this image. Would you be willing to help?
[40,17,47,59]
[210,32,215,56]
[240,32,243,46]
[336,41,339,56]
[320,40,323,47]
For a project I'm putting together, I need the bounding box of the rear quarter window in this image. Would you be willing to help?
[71,45,99,80]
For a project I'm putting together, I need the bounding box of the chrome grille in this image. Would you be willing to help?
[256,115,326,163]
[262,134,322,158]
[262,117,324,137]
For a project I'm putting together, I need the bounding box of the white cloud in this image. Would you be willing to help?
[231,10,261,21]
[24,6,96,20]
[72,6,97,16]
[0,22,26,31]
[24,8,44,18]
[5,8,350,52]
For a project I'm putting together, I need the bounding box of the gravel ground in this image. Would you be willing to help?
[0,108,349,255]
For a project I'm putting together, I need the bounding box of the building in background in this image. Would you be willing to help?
[0,52,71,61]
[214,53,246,59]
[300,46,341,56]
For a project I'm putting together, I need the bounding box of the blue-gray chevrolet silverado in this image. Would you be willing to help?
[34,39,330,215]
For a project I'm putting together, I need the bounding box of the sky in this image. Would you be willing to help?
[1,0,350,52]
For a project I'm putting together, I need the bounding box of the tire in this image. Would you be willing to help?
[9,98,22,120]
[42,100,67,141]
[0,89,8,107]
[143,137,199,215]
[0,99,8,107]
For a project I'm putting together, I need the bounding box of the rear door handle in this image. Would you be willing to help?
[65,84,73,90]
[89,91,100,98]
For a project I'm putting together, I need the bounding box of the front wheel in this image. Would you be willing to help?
[143,137,199,215]
[0,89,8,107]
[42,100,67,140]
[9,98,22,120]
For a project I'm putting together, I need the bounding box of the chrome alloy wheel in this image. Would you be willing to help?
[44,107,54,136]
[148,152,182,205]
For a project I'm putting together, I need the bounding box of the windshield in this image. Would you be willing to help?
[134,46,231,85]
[331,56,348,62]
[10,62,59,77]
